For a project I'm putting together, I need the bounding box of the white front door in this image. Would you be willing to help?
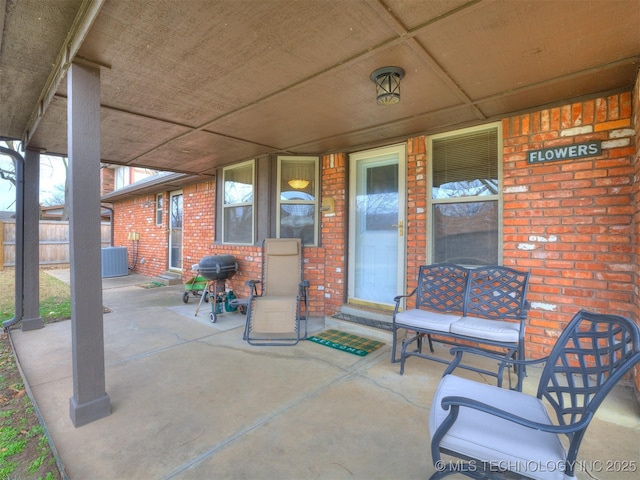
[169,190,183,271]
[348,144,406,308]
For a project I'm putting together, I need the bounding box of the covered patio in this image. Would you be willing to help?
[10,272,640,479]
[1,0,640,461]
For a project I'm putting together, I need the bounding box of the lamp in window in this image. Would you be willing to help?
[370,66,405,105]
[288,178,310,189]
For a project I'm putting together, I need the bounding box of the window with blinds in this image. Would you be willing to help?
[429,125,500,265]
[432,129,498,197]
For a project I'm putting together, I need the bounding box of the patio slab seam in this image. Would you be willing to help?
[106,330,225,368]
[162,344,393,479]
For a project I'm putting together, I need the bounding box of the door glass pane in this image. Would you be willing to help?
[364,163,397,231]
[354,160,398,302]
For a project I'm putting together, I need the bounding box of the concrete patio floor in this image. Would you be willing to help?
[9,270,640,479]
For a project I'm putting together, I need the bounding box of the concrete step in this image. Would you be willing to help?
[331,304,394,340]
[153,272,183,286]
[325,316,393,344]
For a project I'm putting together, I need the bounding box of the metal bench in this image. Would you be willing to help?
[391,263,530,390]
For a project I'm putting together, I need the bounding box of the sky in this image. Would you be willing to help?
[0,153,67,211]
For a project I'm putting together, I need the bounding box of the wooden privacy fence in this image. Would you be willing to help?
[0,220,112,269]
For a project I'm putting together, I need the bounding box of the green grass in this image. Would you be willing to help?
[0,268,65,479]
[0,270,71,323]
[37,297,72,321]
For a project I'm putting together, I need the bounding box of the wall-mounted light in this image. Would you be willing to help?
[370,66,405,105]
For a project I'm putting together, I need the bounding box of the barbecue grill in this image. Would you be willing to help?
[198,255,238,281]
[198,255,239,323]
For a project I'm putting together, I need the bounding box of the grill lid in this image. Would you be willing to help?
[198,255,238,280]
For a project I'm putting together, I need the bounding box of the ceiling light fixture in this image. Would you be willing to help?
[288,179,310,189]
[370,66,405,105]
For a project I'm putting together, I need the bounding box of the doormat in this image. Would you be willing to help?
[138,281,165,289]
[307,329,384,357]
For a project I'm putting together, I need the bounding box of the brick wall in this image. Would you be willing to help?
[100,167,114,195]
[406,137,428,295]
[180,178,331,316]
[109,89,639,385]
[112,194,168,277]
[502,92,636,359]
[181,181,216,270]
[319,153,347,315]
[201,156,345,317]
[178,179,267,301]
[200,244,326,315]
[633,75,640,395]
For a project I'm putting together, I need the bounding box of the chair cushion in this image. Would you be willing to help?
[450,316,520,342]
[265,238,300,255]
[249,296,298,334]
[429,375,569,480]
[394,309,462,333]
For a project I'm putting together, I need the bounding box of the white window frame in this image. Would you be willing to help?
[427,122,503,265]
[114,166,129,190]
[155,193,163,226]
[276,156,319,246]
[222,159,255,245]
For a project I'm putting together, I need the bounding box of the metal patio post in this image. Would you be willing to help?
[67,60,111,427]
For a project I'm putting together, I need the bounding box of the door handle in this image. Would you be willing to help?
[392,220,404,236]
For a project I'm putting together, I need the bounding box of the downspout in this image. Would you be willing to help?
[1,145,24,329]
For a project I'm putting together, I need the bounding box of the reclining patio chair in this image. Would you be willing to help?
[243,238,309,346]
[429,309,640,480]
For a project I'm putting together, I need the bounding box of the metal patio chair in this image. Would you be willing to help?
[429,309,640,480]
[243,238,309,346]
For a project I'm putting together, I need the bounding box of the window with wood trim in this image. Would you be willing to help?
[277,156,319,245]
[155,193,163,225]
[429,124,501,265]
[222,160,254,244]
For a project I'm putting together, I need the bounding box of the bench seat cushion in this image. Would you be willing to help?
[394,309,462,333]
[450,316,520,343]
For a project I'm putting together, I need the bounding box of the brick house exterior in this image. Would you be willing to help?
[103,75,639,394]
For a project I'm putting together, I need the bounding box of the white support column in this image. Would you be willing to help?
[22,148,43,331]
[67,61,111,427]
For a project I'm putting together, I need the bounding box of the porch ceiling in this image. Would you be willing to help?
[1,0,639,177]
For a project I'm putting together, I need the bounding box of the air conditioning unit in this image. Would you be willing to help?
[101,247,128,278]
